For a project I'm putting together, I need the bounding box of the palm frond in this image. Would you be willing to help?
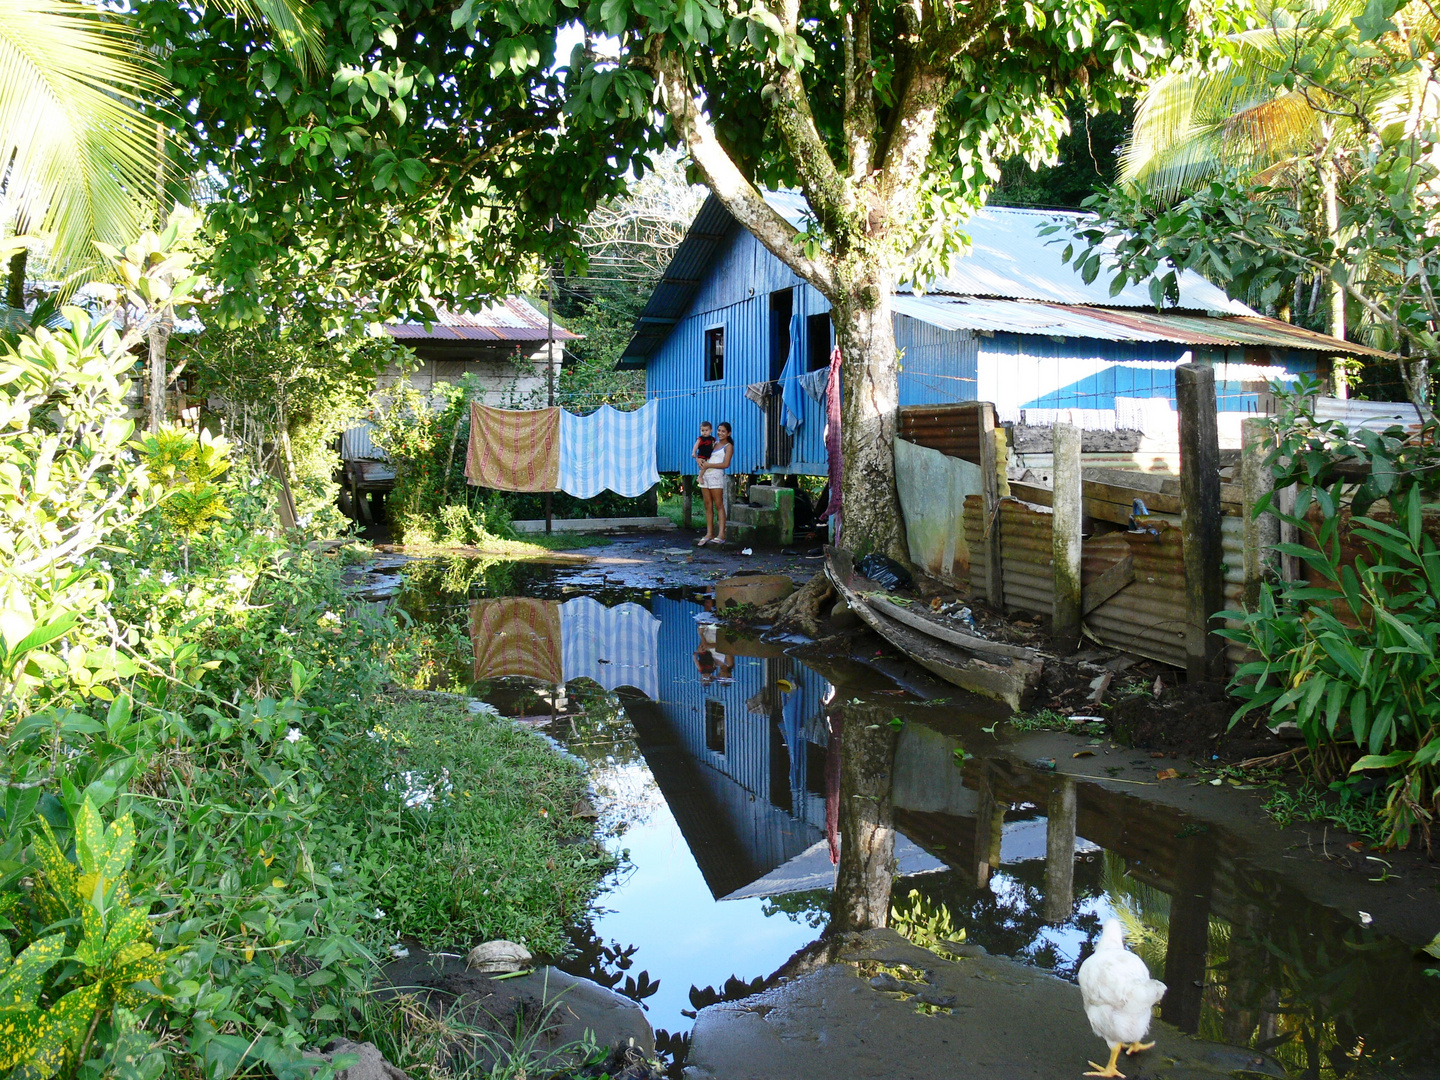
[0,0,166,277]
[226,0,324,72]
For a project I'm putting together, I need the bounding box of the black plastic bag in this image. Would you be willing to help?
[856,553,914,592]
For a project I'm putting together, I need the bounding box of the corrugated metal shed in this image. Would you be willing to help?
[383,297,579,343]
[891,295,1391,357]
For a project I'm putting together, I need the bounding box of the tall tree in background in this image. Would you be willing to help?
[1067,0,1440,408]
[556,151,704,407]
[485,0,1225,557]
[1119,0,1440,353]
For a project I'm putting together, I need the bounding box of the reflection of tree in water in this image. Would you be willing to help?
[399,555,529,613]
[761,888,831,930]
[893,851,1107,980]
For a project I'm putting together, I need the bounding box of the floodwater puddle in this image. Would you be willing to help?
[391,555,1440,1078]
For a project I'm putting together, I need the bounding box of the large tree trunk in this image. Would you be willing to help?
[148,304,174,433]
[831,280,908,562]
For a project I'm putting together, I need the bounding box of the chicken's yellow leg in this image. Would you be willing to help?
[1125,1042,1155,1055]
[1084,1044,1125,1078]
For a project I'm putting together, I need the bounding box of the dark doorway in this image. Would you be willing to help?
[807,312,833,371]
[768,289,793,380]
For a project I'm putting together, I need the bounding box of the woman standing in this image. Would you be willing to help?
[697,421,733,546]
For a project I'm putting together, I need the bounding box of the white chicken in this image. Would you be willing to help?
[1076,918,1167,1078]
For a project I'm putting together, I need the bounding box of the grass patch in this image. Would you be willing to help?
[1262,781,1388,845]
[1008,708,1104,735]
[328,698,613,955]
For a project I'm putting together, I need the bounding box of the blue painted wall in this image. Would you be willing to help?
[642,228,1318,477]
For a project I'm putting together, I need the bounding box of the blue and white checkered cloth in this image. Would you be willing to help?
[558,399,660,499]
[560,597,660,699]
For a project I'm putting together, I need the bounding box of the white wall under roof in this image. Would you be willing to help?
[760,190,1253,315]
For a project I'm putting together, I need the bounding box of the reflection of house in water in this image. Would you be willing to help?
[623,598,832,901]
[625,597,943,902]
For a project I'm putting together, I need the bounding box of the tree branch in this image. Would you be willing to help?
[843,0,876,179]
[649,42,838,293]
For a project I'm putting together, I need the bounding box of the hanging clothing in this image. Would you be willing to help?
[798,367,829,405]
[824,345,843,527]
[744,381,777,410]
[557,399,660,499]
[466,403,560,491]
[559,597,660,700]
[778,311,805,435]
[469,599,562,684]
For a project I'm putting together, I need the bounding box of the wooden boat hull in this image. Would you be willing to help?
[826,549,1042,712]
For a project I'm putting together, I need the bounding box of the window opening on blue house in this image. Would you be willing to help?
[807,312,832,371]
[768,289,793,380]
[705,699,726,753]
[704,327,724,382]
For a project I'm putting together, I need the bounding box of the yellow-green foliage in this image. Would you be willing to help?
[132,427,232,540]
[0,798,175,1079]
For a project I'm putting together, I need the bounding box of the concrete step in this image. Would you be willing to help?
[727,503,778,527]
[747,484,779,508]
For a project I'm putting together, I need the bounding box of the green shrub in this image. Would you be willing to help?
[1220,380,1440,848]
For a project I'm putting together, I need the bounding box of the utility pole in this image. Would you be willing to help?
[545,264,555,535]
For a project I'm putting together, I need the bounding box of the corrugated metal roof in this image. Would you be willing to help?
[619,195,737,366]
[383,296,579,343]
[891,295,1391,356]
[622,191,1291,364]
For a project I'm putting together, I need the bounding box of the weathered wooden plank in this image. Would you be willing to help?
[1177,363,1225,681]
[978,402,1005,609]
[1082,553,1135,616]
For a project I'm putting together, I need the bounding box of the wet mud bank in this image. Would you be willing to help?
[686,929,1282,1080]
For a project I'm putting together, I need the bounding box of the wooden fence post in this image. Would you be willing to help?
[977,402,1005,609]
[682,475,693,530]
[1176,363,1225,681]
[1241,417,1278,609]
[1051,422,1083,653]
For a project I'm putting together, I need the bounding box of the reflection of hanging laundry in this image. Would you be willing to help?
[559,597,660,700]
[778,311,805,434]
[469,599,562,683]
[466,404,560,491]
[558,399,660,499]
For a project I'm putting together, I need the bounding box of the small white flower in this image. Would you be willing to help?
[160,571,176,585]
[297,514,313,528]
[137,567,151,579]
[373,907,386,919]
[227,572,251,590]
[285,727,302,743]
[277,625,291,636]
[250,477,262,488]
[320,611,340,625]
[99,560,111,572]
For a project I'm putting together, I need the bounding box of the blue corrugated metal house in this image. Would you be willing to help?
[620,192,1382,476]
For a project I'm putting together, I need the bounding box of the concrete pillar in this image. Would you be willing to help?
[1051,422,1083,654]
[1177,363,1225,681]
[1044,778,1077,923]
[1241,417,1279,609]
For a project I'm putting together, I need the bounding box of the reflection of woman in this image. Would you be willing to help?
[697,421,733,546]
[693,623,734,685]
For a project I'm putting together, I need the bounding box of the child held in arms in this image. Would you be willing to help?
[693,421,715,471]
